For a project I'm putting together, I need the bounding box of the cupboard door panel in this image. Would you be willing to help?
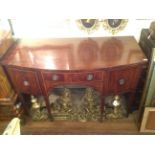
[109,67,141,93]
[7,68,41,95]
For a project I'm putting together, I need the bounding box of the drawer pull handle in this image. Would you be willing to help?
[52,74,59,81]
[87,74,94,81]
[118,79,125,85]
[23,80,29,86]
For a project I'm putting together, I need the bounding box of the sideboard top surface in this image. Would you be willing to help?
[1,36,147,70]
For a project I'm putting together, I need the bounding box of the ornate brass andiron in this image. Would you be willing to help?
[30,95,48,121]
[31,95,40,109]
[82,87,100,121]
[59,88,72,113]
[84,88,96,112]
[113,95,121,114]
[105,95,127,119]
[50,87,100,121]
[51,88,73,120]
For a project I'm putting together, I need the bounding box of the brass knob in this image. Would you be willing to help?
[23,80,29,86]
[118,79,125,85]
[52,74,59,81]
[87,73,94,81]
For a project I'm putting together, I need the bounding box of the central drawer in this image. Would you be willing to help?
[42,72,66,82]
[42,71,104,82]
[71,71,103,82]
[42,71,105,92]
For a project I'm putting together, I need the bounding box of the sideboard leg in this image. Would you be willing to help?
[43,95,53,121]
[99,95,105,122]
[127,92,136,115]
[18,93,29,115]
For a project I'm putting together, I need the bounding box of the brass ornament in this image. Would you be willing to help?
[30,95,48,121]
[105,95,127,119]
[58,88,72,113]
[77,19,100,34]
[51,88,73,120]
[51,87,100,121]
[31,96,40,109]
[102,19,128,35]
[82,87,100,121]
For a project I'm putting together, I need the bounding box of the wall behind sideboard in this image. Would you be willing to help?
[7,19,155,41]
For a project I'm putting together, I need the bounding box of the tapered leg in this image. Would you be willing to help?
[43,94,53,121]
[127,92,136,114]
[99,95,105,122]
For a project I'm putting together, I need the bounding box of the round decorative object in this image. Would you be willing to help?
[77,19,100,34]
[102,19,128,35]
[52,74,59,81]
[23,80,29,86]
[118,78,125,85]
[87,73,94,81]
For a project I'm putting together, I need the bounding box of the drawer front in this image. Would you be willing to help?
[44,80,104,93]
[42,71,69,91]
[42,71,104,83]
[71,71,103,82]
[7,68,41,95]
[42,71,106,93]
[42,72,66,82]
[109,67,141,93]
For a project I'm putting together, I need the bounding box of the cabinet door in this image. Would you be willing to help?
[109,67,141,94]
[7,68,41,95]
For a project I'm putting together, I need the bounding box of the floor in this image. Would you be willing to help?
[0,112,141,135]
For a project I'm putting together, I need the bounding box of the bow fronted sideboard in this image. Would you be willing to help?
[0,37,148,120]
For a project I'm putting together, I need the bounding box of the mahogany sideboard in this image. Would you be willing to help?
[0,36,148,120]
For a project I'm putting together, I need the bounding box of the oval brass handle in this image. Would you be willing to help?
[118,79,125,85]
[23,80,29,86]
[87,74,94,81]
[52,74,59,81]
